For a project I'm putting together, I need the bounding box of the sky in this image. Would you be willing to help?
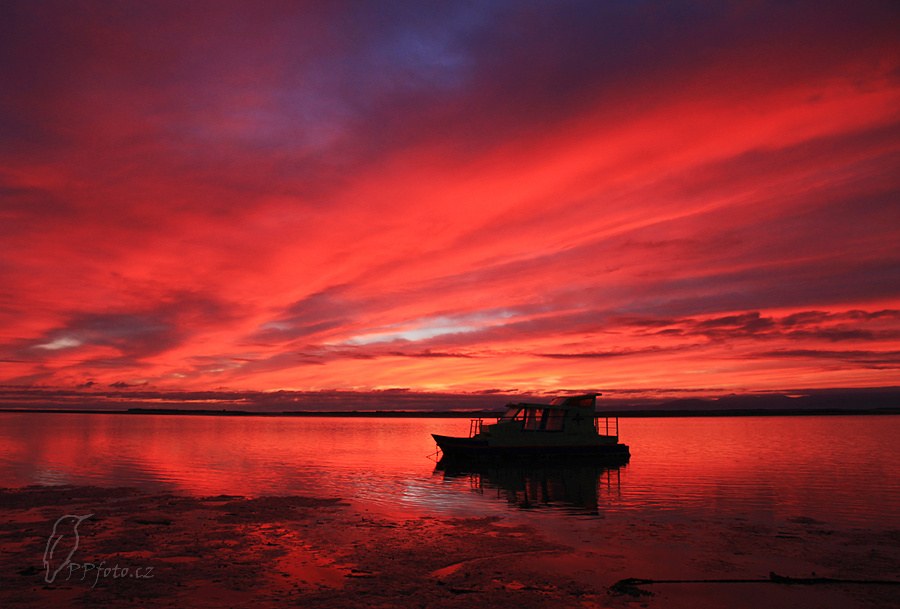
[1,0,899,403]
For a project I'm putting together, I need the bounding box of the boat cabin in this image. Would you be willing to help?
[483,394,617,438]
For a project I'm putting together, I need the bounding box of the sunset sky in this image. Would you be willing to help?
[1,1,899,402]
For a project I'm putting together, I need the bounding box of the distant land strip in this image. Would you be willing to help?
[0,407,897,417]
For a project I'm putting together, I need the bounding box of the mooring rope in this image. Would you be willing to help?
[609,572,900,597]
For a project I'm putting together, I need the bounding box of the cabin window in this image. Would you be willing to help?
[523,408,543,430]
[519,408,565,431]
[499,407,523,423]
[543,409,565,431]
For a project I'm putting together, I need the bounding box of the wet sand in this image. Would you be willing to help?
[1,485,897,608]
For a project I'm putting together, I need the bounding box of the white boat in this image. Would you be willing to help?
[432,394,629,461]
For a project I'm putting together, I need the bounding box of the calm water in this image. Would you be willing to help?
[1,413,898,529]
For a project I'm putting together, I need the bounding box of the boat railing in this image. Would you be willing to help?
[469,418,483,438]
[596,415,619,437]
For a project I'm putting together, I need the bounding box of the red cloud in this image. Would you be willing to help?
[1,1,898,395]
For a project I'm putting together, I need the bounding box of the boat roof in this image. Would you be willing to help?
[507,394,601,411]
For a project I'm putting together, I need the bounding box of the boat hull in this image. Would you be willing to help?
[432,433,630,461]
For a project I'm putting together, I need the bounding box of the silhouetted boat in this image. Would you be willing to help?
[432,394,629,461]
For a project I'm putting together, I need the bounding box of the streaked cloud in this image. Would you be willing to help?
[1,1,898,397]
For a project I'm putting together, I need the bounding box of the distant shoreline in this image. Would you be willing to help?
[0,407,897,417]
[2,386,896,417]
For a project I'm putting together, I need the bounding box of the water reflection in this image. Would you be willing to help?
[435,458,628,515]
[2,413,898,526]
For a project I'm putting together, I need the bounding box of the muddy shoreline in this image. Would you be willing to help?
[1,485,897,608]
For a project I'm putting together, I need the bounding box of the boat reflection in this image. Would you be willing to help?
[435,457,628,515]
